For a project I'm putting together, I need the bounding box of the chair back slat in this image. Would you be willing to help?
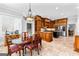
[22,32,28,41]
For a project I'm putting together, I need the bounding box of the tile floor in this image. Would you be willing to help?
[0,36,79,56]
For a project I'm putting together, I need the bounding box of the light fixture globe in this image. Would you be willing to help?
[26,16,34,22]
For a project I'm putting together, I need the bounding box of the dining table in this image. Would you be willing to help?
[12,36,32,44]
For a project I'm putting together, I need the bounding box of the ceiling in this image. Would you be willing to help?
[0,3,78,19]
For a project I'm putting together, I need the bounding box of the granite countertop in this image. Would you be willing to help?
[41,28,55,32]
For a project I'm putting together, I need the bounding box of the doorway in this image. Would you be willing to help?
[26,20,35,36]
[27,23,32,34]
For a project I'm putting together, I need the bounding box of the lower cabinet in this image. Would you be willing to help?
[40,32,53,42]
[74,35,79,51]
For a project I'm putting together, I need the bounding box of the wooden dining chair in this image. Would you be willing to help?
[21,32,30,55]
[22,32,28,41]
[24,34,40,56]
[32,32,42,49]
[5,35,22,56]
[36,33,42,48]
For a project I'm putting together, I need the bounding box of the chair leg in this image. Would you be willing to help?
[9,53,11,56]
[8,52,11,56]
[37,48,39,55]
[25,48,26,54]
[19,51,21,56]
[30,49,32,56]
[40,40,42,48]
[7,54,8,56]
[8,53,11,56]
[22,49,24,56]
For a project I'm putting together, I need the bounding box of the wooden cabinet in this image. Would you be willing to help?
[50,21,55,28]
[35,20,42,31]
[74,35,79,51]
[41,18,45,28]
[54,18,67,26]
[45,32,52,42]
[44,19,50,28]
[40,32,53,42]
[57,18,67,25]
[35,15,42,32]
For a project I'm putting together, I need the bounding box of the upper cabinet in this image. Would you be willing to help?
[54,18,68,26]
[44,18,50,28]
[34,15,42,32]
[50,21,55,28]
[34,15,68,33]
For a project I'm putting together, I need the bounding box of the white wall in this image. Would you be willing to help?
[0,15,2,35]
[68,15,77,24]
[0,14,22,35]
[75,17,79,35]
[14,17,22,34]
[2,15,14,33]
[0,13,22,44]
[22,17,27,32]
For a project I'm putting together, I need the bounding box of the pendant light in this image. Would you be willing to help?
[24,3,33,21]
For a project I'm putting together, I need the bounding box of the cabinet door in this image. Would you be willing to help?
[41,20,44,27]
[37,21,41,28]
[45,33,52,42]
[45,22,49,28]
[37,20,41,27]
[36,20,42,32]
[45,33,50,41]
[42,33,45,40]
[75,36,79,49]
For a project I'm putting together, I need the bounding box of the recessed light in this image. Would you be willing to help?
[56,7,59,10]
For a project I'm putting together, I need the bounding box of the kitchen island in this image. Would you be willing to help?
[40,32,53,42]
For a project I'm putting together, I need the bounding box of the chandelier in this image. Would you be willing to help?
[24,3,33,21]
